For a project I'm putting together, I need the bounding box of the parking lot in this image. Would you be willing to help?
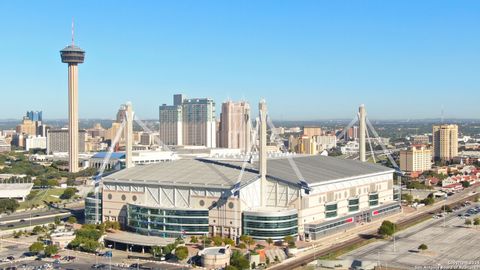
[341,202,480,269]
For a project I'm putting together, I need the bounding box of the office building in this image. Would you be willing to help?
[219,101,251,152]
[159,94,216,147]
[316,135,337,151]
[47,129,86,154]
[432,124,458,162]
[26,111,42,122]
[60,28,85,172]
[159,104,183,145]
[16,117,37,136]
[0,138,11,153]
[347,126,359,141]
[400,145,432,172]
[25,136,47,151]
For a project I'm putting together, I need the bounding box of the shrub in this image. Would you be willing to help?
[44,245,59,257]
[378,220,396,237]
[418,244,428,250]
[29,242,44,254]
[174,246,189,261]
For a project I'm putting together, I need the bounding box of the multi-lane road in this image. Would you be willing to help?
[0,206,83,231]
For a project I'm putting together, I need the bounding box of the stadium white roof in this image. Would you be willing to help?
[0,183,33,199]
[104,155,393,189]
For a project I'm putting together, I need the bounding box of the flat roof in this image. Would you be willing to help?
[105,231,175,247]
[0,183,33,198]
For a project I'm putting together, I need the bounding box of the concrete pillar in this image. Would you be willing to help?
[359,104,366,162]
[259,99,268,207]
[124,102,134,169]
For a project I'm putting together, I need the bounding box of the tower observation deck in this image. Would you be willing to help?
[60,45,85,64]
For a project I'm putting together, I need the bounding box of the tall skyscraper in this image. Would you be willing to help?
[159,103,183,145]
[432,124,458,162]
[219,101,251,152]
[26,111,42,122]
[159,94,216,148]
[60,23,85,172]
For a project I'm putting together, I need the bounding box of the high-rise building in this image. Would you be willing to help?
[25,136,47,151]
[26,111,42,122]
[432,124,458,162]
[400,145,432,172]
[0,138,11,153]
[219,101,251,152]
[16,117,37,136]
[159,104,183,145]
[47,129,86,154]
[60,24,85,172]
[411,135,430,145]
[303,126,322,137]
[182,97,216,147]
[347,126,359,141]
[159,94,216,148]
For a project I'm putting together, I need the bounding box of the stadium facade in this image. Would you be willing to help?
[91,101,401,241]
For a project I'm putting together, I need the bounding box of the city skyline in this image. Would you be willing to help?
[1,1,480,120]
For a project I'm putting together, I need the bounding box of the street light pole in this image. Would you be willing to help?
[108,244,112,270]
[444,194,448,228]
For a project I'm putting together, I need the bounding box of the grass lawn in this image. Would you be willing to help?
[19,188,66,209]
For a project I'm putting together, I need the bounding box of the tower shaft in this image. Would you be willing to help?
[68,64,79,172]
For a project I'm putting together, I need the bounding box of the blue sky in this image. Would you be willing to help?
[0,1,479,120]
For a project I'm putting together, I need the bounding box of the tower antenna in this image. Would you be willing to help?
[71,17,75,46]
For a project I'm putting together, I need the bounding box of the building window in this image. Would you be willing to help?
[348,198,359,212]
[121,194,126,201]
[199,200,205,206]
[325,203,337,218]
[369,193,379,206]
[228,202,234,209]
[108,194,112,200]
[132,195,137,202]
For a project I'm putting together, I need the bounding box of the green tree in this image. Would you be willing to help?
[81,239,100,253]
[223,237,234,246]
[230,250,250,270]
[212,236,223,246]
[54,216,61,225]
[29,242,44,254]
[461,181,471,188]
[44,245,59,257]
[465,219,472,226]
[418,244,428,250]
[174,246,189,261]
[266,238,273,246]
[32,226,44,235]
[225,266,239,270]
[401,193,414,204]
[474,217,480,227]
[442,205,452,213]
[67,216,77,224]
[61,187,77,200]
[190,236,198,244]
[378,220,396,237]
